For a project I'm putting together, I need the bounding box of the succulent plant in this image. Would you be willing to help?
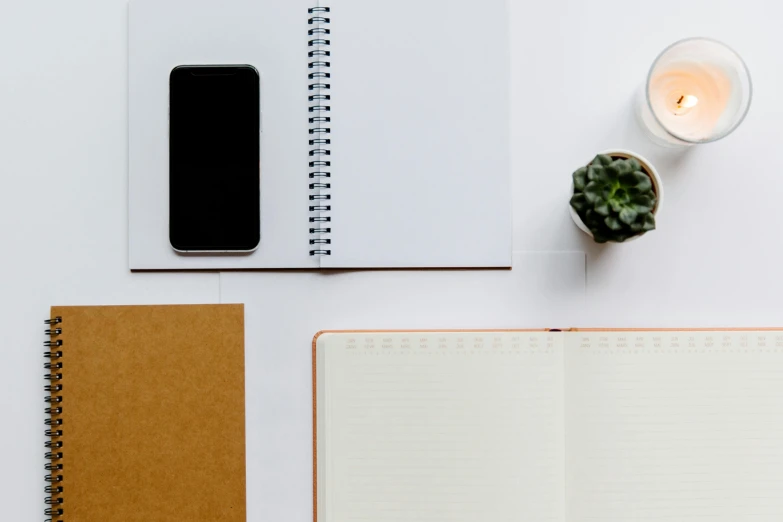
[570,154,657,243]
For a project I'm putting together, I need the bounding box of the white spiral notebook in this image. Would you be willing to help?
[129,0,511,269]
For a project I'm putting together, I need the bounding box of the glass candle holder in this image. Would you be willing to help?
[637,37,752,147]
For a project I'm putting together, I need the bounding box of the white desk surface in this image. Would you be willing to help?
[2,0,783,519]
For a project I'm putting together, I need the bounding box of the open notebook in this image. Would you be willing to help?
[129,0,510,269]
[314,329,783,522]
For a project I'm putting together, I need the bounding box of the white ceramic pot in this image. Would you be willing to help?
[569,149,663,242]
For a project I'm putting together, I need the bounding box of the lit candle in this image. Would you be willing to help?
[638,38,752,147]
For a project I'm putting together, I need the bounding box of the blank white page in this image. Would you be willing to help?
[316,331,565,522]
[129,0,318,269]
[566,330,783,522]
[321,0,511,268]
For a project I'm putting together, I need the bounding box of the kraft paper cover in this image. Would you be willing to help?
[49,304,246,521]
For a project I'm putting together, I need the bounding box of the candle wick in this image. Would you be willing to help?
[677,95,685,105]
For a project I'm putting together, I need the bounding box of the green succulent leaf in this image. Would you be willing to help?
[628,158,641,171]
[591,154,613,167]
[573,167,588,191]
[618,170,638,186]
[594,203,610,216]
[570,193,588,212]
[604,216,622,231]
[586,165,603,181]
[583,209,602,230]
[590,165,611,183]
[615,160,633,176]
[604,164,620,182]
[642,212,656,231]
[634,172,652,192]
[618,207,638,225]
[583,181,603,204]
[630,194,655,214]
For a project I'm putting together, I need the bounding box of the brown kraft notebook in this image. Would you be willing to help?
[44,304,246,522]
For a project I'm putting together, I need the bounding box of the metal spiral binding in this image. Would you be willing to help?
[44,316,63,522]
[308,6,332,256]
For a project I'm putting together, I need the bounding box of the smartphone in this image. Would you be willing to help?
[169,65,260,252]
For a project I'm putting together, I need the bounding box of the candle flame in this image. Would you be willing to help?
[677,94,699,109]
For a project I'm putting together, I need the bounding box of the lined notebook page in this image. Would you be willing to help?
[316,332,565,522]
[565,331,783,522]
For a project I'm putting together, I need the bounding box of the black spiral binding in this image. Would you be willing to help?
[308,6,332,256]
[44,316,64,522]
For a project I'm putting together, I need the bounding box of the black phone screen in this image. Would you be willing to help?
[169,65,260,251]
